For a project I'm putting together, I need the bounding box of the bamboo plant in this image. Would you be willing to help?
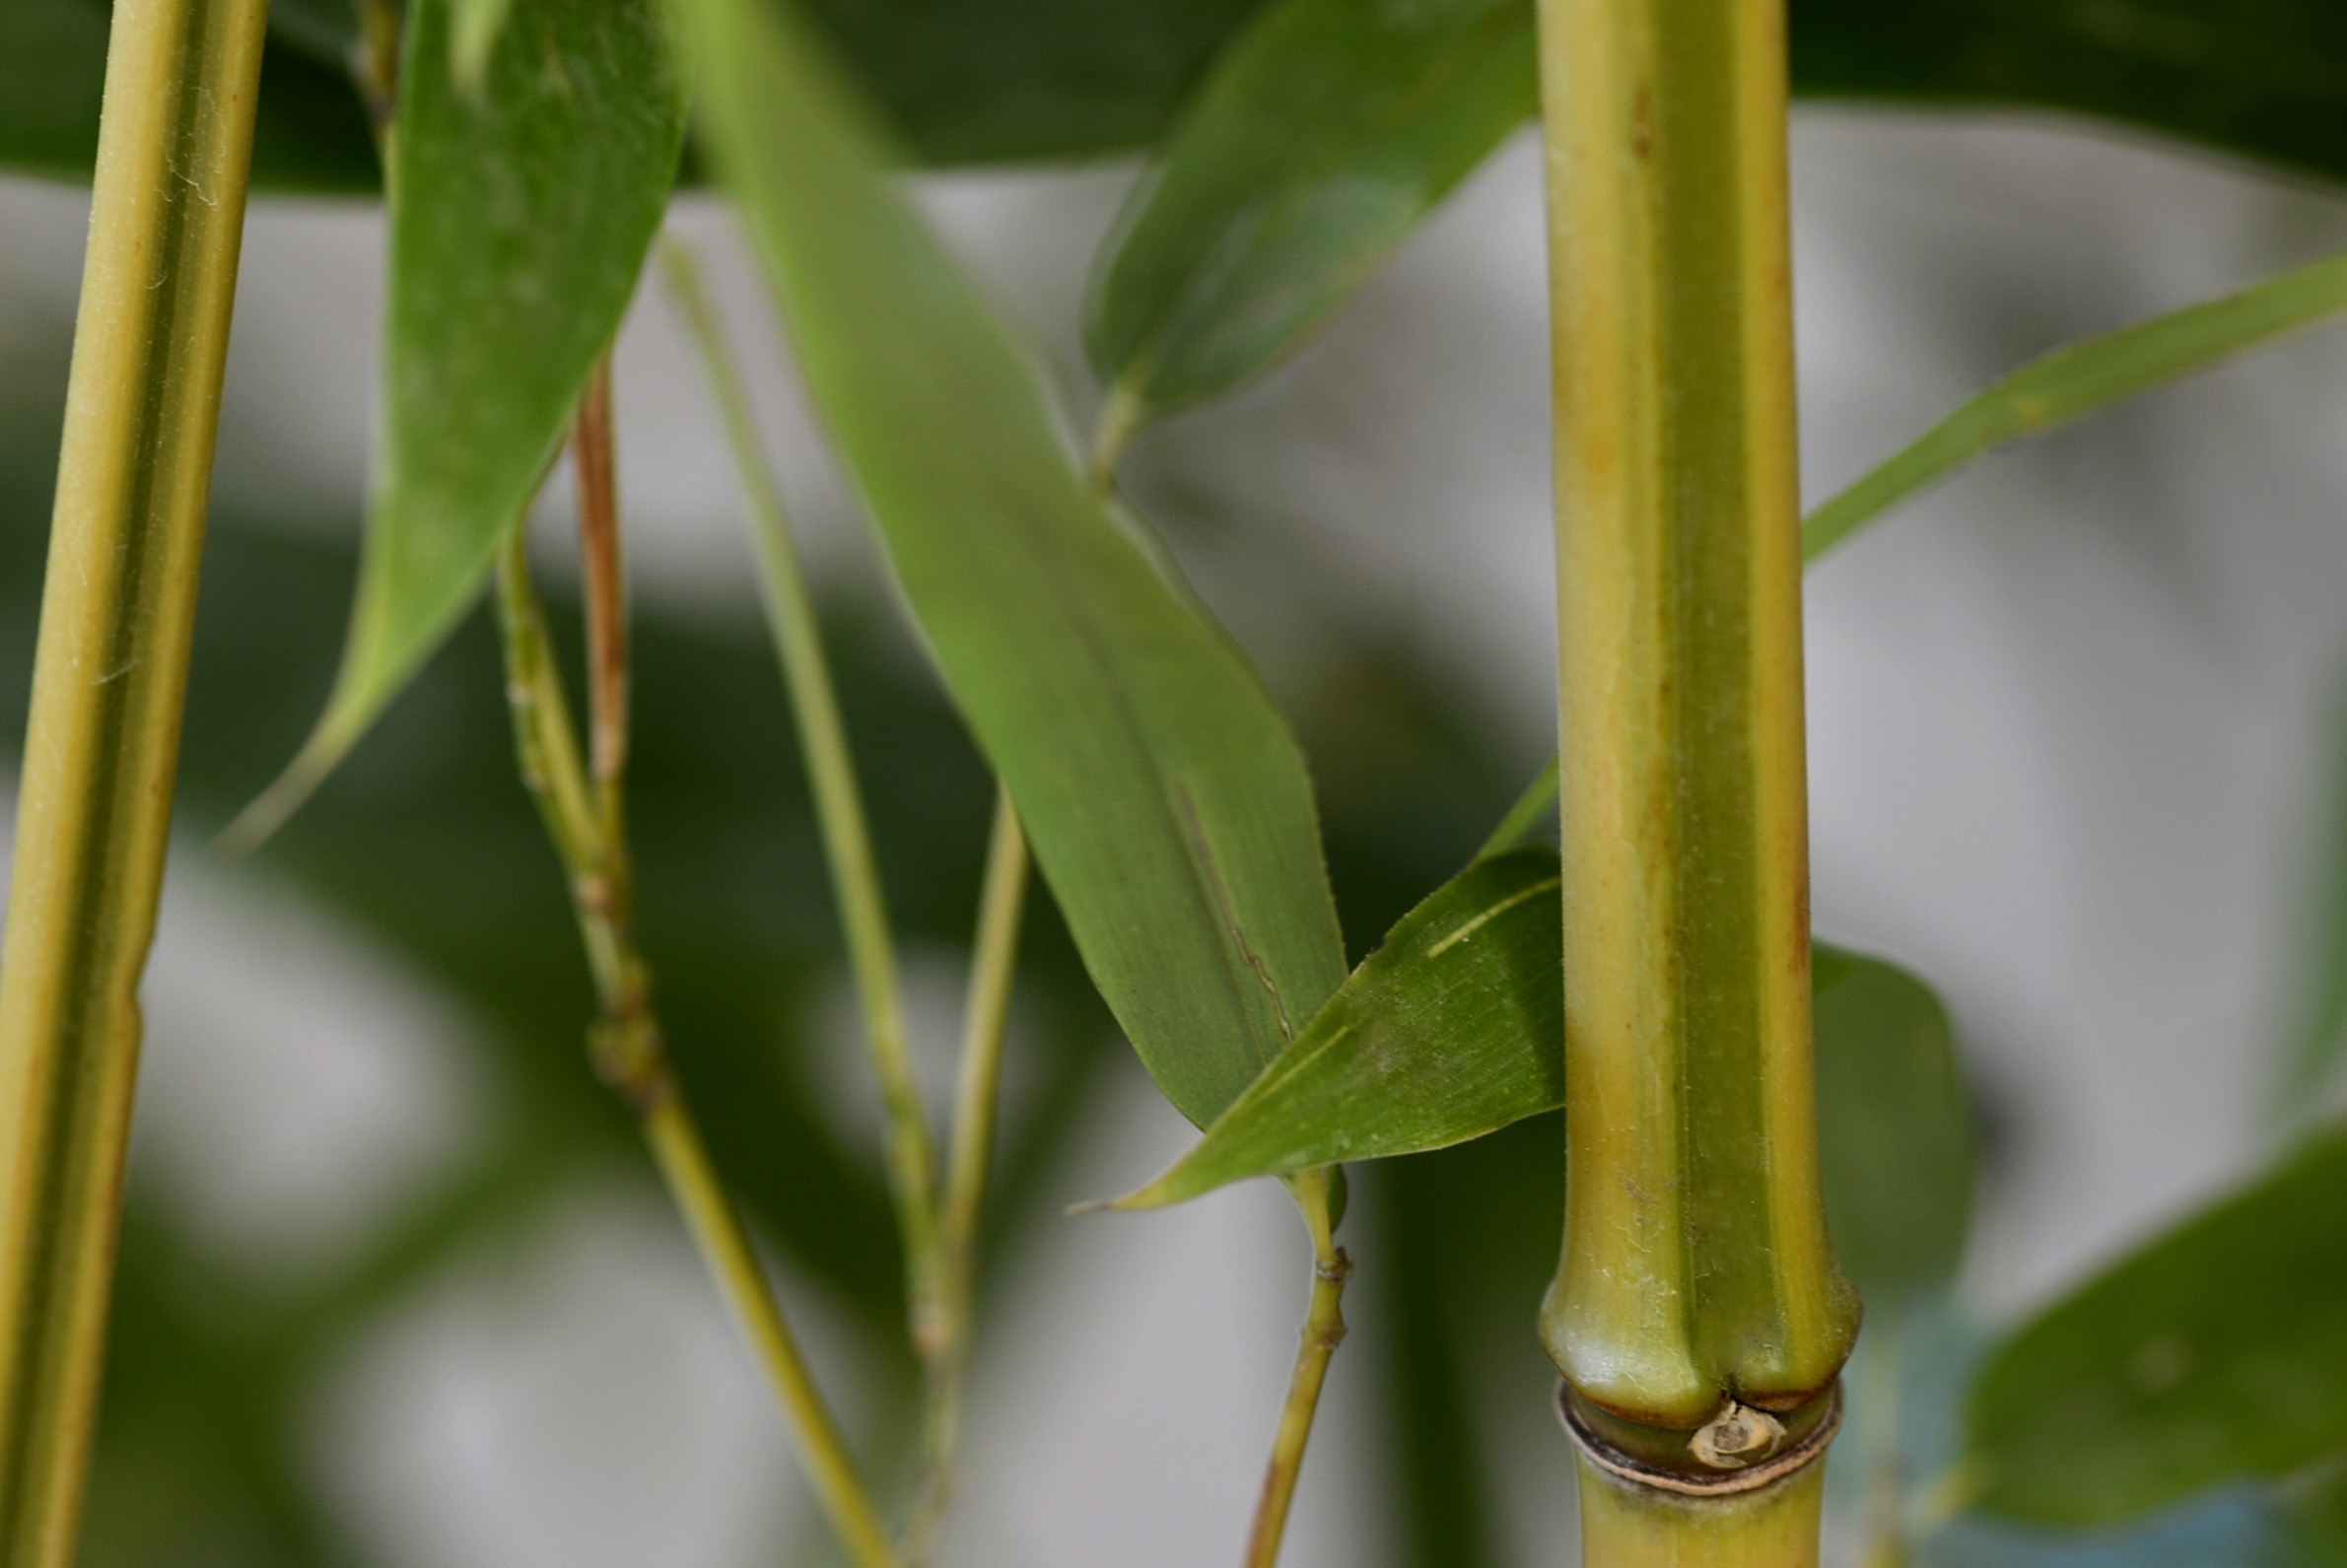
[15,0,2347,1562]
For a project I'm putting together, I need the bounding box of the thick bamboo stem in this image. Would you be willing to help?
[1533,0,1856,1548]
[1576,1452,1828,1568]
[0,0,269,1557]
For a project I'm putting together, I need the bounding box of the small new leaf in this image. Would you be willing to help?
[1110,847,1564,1208]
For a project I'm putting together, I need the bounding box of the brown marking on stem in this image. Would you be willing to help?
[574,353,629,795]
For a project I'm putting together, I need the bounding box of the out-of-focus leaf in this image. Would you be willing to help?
[1925,1491,2323,1568]
[231,0,685,845]
[1966,1125,2347,1527]
[1091,0,2347,438]
[1813,947,1972,1317]
[1086,0,1534,419]
[266,0,361,66]
[0,0,378,191]
[2,0,1265,191]
[1792,0,2347,186]
[1803,247,2347,559]
[2273,665,2347,1117]
[1112,847,1561,1205]
[684,0,1349,1128]
[805,0,1259,167]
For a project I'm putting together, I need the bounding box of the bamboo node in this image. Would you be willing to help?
[1557,1382,1841,1498]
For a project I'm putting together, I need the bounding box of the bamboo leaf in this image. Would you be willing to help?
[1113,847,1972,1313]
[1109,847,1563,1205]
[1966,1125,2347,1528]
[1086,0,1535,418]
[1812,947,1973,1318]
[228,0,685,845]
[1803,247,2347,560]
[1091,0,2347,434]
[681,0,1350,1127]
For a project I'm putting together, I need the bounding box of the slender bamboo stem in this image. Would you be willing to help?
[657,240,945,1365]
[638,1095,899,1568]
[902,788,1028,1548]
[1242,1169,1350,1568]
[1534,0,1854,1550]
[494,501,897,1568]
[0,0,269,1557]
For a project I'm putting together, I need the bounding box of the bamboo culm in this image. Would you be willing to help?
[1534,0,1857,1555]
[0,0,270,1559]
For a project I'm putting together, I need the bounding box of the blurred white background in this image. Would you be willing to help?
[4,98,2347,1565]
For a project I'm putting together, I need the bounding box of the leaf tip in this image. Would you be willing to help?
[213,709,363,860]
[1068,1178,1183,1216]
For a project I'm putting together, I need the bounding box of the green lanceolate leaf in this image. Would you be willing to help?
[229,0,685,845]
[1116,841,1973,1315]
[1966,1125,2347,1528]
[1086,0,1536,420]
[1811,947,1971,1316]
[1111,847,1562,1206]
[1803,245,2347,559]
[682,0,1349,1128]
[1091,0,2347,438]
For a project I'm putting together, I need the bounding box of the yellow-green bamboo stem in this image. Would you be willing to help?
[494,522,899,1568]
[641,1094,899,1568]
[1576,1453,1828,1568]
[1533,0,1855,1534]
[1242,1168,1350,1568]
[0,0,268,1557]
[658,240,944,1365]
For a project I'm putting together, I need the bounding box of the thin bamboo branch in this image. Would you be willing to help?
[658,240,945,1365]
[0,0,270,1556]
[904,788,1028,1552]
[493,521,898,1568]
[1242,1168,1351,1568]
